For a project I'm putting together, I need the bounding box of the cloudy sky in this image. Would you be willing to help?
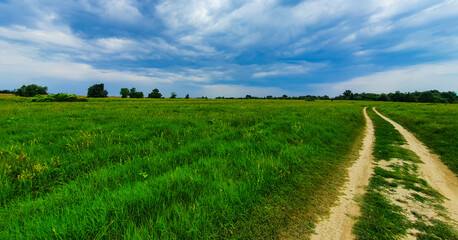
[0,0,457,97]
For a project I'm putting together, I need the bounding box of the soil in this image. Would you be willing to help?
[311,107,375,240]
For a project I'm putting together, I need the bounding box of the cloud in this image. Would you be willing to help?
[252,61,325,78]
[79,0,142,23]
[311,61,458,96]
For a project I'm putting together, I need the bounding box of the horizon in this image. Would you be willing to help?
[1,1,458,98]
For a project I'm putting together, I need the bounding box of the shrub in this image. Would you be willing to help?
[31,93,87,102]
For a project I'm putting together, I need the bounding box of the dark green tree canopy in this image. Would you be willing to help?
[170,92,177,99]
[129,88,144,98]
[185,94,190,99]
[87,83,108,98]
[148,88,162,98]
[14,84,48,97]
[120,88,129,98]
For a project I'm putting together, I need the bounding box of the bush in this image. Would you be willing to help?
[31,93,87,102]
[87,84,108,98]
[14,84,48,97]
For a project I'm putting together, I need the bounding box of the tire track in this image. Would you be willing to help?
[311,107,375,240]
[373,107,458,223]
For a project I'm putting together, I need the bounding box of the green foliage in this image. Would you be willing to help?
[14,84,48,97]
[129,88,144,98]
[87,83,108,98]
[31,93,87,102]
[0,98,363,239]
[335,90,456,103]
[170,92,177,99]
[120,88,129,98]
[185,94,190,99]
[148,88,162,98]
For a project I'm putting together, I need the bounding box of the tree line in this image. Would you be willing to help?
[3,83,456,103]
[334,90,457,103]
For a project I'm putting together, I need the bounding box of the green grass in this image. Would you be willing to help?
[376,103,458,175]
[0,97,364,239]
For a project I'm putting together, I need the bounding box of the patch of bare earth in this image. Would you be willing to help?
[309,107,375,240]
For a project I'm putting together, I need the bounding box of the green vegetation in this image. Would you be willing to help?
[376,103,458,175]
[14,84,48,97]
[335,90,457,103]
[0,97,364,239]
[31,93,87,102]
[354,108,458,239]
[148,88,162,98]
[87,83,108,98]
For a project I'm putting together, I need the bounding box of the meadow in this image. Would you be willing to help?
[0,97,364,239]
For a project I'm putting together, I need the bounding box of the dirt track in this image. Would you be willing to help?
[311,107,375,240]
[373,107,458,223]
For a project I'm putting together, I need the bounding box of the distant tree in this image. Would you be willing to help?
[87,83,108,98]
[343,90,353,100]
[441,91,457,103]
[266,95,273,99]
[321,95,330,100]
[0,90,14,94]
[170,92,177,99]
[418,91,435,103]
[120,88,129,98]
[378,93,390,101]
[185,94,190,99]
[14,84,48,97]
[245,95,252,99]
[129,88,144,98]
[282,94,288,99]
[148,88,162,98]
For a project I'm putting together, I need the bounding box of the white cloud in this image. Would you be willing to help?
[79,0,142,23]
[252,61,325,78]
[311,61,458,96]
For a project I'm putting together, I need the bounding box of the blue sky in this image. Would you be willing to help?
[0,0,457,97]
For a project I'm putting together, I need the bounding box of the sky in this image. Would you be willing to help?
[0,0,457,98]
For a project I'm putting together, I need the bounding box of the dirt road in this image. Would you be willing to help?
[311,107,375,240]
[373,107,458,223]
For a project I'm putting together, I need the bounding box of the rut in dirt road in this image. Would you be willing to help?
[311,107,375,240]
[373,107,458,223]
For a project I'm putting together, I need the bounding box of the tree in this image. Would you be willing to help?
[245,95,252,99]
[87,83,108,98]
[129,88,144,98]
[343,90,353,100]
[185,94,190,99]
[170,92,177,99]
[148,88,162,98]
[120,88,129,98]
[378,93,390,101]
[14,84,48,97]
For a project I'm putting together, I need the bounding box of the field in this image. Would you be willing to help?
[0,97,364,239]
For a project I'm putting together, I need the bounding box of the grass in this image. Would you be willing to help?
[353,108,458,240]
[376,103,458,175]
[0,97,365,239]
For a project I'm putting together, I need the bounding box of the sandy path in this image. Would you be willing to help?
[311,107,375,240]
[373,107,458,222]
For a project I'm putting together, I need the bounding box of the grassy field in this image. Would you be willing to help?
[376,103,458,175]
[0,97,364,239]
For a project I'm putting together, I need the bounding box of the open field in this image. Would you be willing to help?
[376,103,458,175]
[0,97,364,239]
